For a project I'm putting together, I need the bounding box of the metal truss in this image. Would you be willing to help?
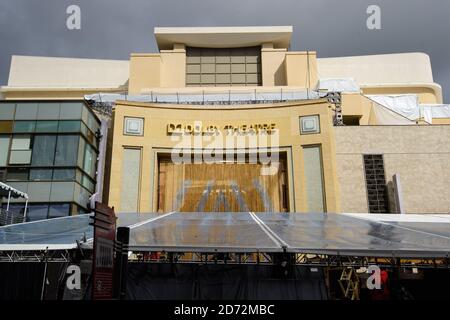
[127,251,449,269]
[294,253,450,269]
[0,250,72,263]
[129,251,276,265]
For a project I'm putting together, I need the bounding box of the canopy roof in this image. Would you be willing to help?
[0,214,91,250]
[0,182,28,199]
[1,212,449,258]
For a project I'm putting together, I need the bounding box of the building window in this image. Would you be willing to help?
[0,103,15,120]
[13,121,36,133]
[9,135,32,164]
[363,154,389,213]
[186,46,262,87]
[29,169,53,181]
[0,136,10,166]
[302,145,326,212]
[6,168,29,181]
[300,115,320,134]
[120,148,141,212]
[31,135,57,166]
[124,117,144,136]
[54,135,79,166]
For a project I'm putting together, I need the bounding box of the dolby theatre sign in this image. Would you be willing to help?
[167,122,277,135]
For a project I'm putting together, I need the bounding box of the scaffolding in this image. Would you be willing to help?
[0,182,29,226]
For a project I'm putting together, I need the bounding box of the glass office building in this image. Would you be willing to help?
[0,101,100,221]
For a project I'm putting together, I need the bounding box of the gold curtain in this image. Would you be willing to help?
[157,154,288,212]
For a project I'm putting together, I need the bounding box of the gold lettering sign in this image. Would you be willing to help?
[167,123,277,135]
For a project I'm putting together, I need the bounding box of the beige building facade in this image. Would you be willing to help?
[2,26,450,216]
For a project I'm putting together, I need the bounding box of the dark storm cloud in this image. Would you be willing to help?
[1,0,449,102]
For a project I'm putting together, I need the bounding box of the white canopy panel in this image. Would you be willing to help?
[1,212,450,258]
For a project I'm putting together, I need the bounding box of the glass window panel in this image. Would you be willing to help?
[201,74,215,84]
[13,121,36,133]
[83,144,96,178]
[186,56,201,64]
[48,203,70,218]
[58,120,81,132]
[30,169,53,181]
[15,103,38,120]
[9,150,32,164]
[216,50,231,63]
[201,56,215,64]
[246,74,259,83]
[26,204,49,222]
[74,183,90,207]
[303,146,325,212]
[0,121,13,133]
[50,182,75,202]
[77,137,86,168]
[186,74,200,84]
[231,64,246,73]
[120,148,141,212]
[80,122,89,137]
[55,135,79,166]
[75,169,83,184]
[82,105,89,125]
[7,168,29,181]
[186,64,200,73]
[27,182,51,202]
[216,74,231,84]
[81,174,95,192]
[231,56,246,63]
[53,169,76,181]
[185,47,261,87]
[31,135,56,166]
[246,64,259,73]
[0,103,15,120]
[0,136,10,166]
[11,135,31,150]
[186,49,201,63]
[201,64,215,74]
[59,102,83,120]
[216,64,231,74]
[37,103,60,120]
[87,112,99,133]
[231,74,246,83]
[35,121,59,132]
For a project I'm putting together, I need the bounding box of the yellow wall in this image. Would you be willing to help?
[285,52,318,88]
[261,43,287,86]
[129,54,161,93]
[127,45,320,94]
[107,99,341,213]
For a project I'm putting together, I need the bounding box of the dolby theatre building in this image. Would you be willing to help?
[2,26,450,218]
[3,26,450,301]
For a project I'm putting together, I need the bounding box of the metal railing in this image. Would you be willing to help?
[0,208,25,226]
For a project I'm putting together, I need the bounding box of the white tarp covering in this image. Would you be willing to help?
[369,101,414,125]
[367,94,420,120]
[420,104,450,124]
[317,78,360,93]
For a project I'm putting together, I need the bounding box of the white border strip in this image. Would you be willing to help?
[248,211,289,249]
[128,211,176,229]
[344,213,450,240]
[343,213,450,223]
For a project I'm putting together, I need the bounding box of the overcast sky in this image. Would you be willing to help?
[1,0,449,102]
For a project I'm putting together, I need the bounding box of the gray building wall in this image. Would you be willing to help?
[335,126,450,214]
